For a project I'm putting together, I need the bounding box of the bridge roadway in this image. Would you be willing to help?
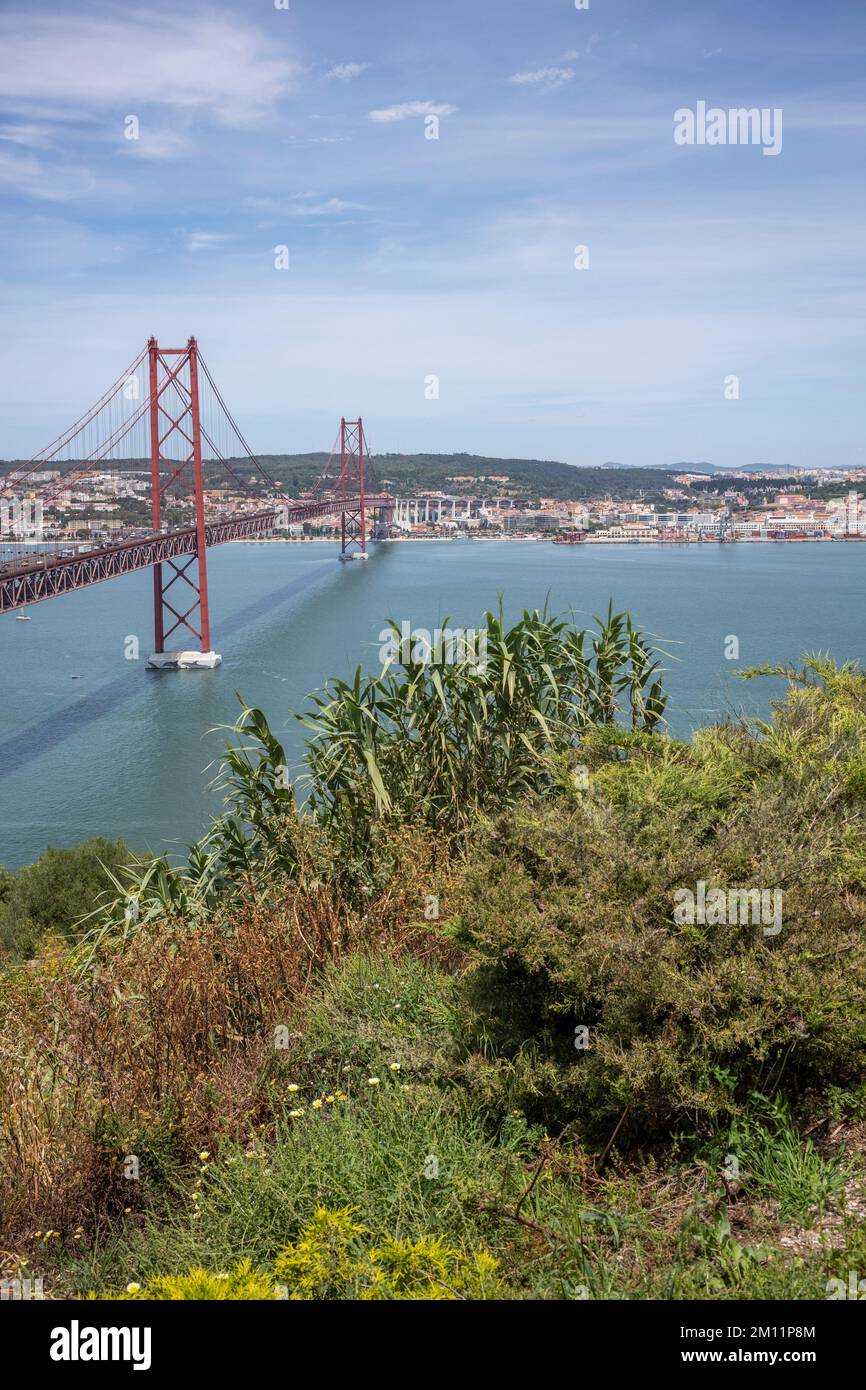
[0,494,394,614]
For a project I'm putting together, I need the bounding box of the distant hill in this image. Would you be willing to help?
[671,463,808,477]
[0,451,708,501]
[250,452,685,500]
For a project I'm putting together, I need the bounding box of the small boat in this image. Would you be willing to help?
[15,611,31,621]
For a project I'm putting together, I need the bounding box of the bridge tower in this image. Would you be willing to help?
[338,417,369,561]
[147,336,219,666]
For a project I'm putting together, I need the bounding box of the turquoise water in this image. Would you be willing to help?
[0,539,864,869]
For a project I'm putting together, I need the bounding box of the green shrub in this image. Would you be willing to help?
[95,1206,501,1301]
[96,1259,278,1301]
[91,604,669,931]
[301,603,667,856]
[273,1206,502,1300]
[0,838,132,962]
[452,667,866,1143]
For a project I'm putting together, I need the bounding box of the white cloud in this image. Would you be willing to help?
[0,146,96,201]
[369,101,456,123]
[325,62,369,80]
[288,196,367,216]
[0,12,297,127]
[186,231,231,252]
[510,67,575,90]
[0,122,54,149]
[123,127,191,161]
[243,193,368,219]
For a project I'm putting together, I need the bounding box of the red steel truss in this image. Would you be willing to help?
[0,496,393,616]
[0,338,395,634]
[148,337,212,652]
[339,418,367,557]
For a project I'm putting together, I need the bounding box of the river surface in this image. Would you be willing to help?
[0,539,863,868]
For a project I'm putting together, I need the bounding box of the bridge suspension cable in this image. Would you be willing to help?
[0,337,394,646]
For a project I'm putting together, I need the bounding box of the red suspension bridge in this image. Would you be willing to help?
[0,338,394,666]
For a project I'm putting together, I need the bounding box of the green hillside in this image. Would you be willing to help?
[233,453,686,500]
[0,452,690,501]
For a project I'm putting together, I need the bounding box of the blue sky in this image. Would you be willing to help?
[0,0,863,468]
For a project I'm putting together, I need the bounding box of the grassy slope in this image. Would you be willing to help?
[3,644,866,1301]
[21,952,866,1301]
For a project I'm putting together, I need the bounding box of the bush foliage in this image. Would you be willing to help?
[0,838,131,963]
[98,1206,501,1301]
[2,613,866,1301]
[453,659,866,1140]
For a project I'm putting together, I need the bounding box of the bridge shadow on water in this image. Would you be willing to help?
[0,559,336,781]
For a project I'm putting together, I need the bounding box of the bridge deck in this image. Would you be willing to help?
[0,495,393,613]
